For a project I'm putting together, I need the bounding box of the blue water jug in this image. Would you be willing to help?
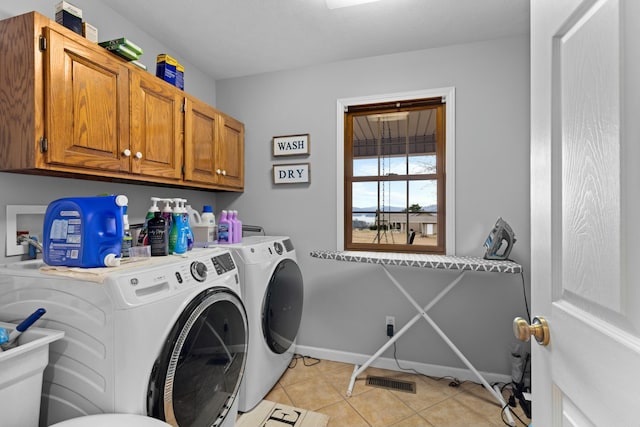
[43,195,128,268]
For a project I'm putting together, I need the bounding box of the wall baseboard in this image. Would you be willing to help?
[294,344,512,385]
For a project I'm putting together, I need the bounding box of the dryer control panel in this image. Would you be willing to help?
[212,252,236,275]
[106,248,239,308]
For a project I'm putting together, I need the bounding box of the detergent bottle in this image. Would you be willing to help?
[174,199,190,254]
[138,197,161,245]
[231,210,242,243]
[161,198,173,238]
[168,199,185,254]
[43,194,128,267]
[186,204,202,227]
[180,199,195,250]
[147,210,168,256]
[201,205,215,226]
[217,210,232,243]
[121,206,133,258]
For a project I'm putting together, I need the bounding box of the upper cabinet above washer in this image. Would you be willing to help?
[0,11,244,192]
[183,96,244,191]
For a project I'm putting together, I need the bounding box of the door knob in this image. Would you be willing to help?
[513,316,550,346]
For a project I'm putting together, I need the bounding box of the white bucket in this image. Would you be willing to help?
[0,321,64,427]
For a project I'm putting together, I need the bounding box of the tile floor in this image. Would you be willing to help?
[261,356,531,427]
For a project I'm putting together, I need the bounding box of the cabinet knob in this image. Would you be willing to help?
[216,169,222,175]
[222,170,227,176]
[135,152,143,159]
[123,149,131,157]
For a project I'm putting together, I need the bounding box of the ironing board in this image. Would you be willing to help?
[309,250,522,426]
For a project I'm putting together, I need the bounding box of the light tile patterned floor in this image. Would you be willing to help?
[261,356,531,427]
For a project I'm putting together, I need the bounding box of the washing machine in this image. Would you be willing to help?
[0,248,247,427]
[221,236,303,413]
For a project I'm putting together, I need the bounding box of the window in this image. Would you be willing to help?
[337,89,455,254]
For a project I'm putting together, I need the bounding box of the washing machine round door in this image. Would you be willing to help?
[262,258,304,354]
[148,288,248,427]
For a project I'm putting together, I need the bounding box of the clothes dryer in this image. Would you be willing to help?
[222,236,303,413]
[0,248,247,427]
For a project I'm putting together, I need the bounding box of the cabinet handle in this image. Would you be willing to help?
[123,149,131,157]
[135,152,143,159]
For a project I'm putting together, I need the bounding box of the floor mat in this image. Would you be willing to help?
[236,400,329,427]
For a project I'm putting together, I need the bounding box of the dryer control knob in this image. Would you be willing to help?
[274,242,283,255]
[190,261,208,282]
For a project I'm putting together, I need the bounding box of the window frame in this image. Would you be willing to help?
[336,88,456,254]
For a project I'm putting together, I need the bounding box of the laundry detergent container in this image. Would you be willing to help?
[0,321,64,427]
[43,194,128,268]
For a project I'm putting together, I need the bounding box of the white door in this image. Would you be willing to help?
[531,0,640,425]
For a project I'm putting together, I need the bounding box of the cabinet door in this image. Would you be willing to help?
[45,27,130,172]
[183,96,219,184]
[130,71,183,180]
[217,114,244,190]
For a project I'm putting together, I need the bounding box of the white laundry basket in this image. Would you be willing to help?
[0,321,64,427]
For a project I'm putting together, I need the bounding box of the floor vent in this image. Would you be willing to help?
[365,375,416,394]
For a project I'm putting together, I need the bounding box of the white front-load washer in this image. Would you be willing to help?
[221,236,304,413]
[0,248,247,427]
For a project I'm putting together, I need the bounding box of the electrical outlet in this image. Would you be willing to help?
[386,316,395,327]
[386,316,395,337]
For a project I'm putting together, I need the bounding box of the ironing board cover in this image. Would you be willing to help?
[309,250,522,274]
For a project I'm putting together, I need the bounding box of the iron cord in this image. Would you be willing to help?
[505,258,531,324]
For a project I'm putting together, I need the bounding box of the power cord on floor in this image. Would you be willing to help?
[393,341,531,425]
[501,399,530,427]
[391,342,481,388]
[288,353,321,369]
[500,352,531,426]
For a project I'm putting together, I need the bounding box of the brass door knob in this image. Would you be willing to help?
[513,316,550,346]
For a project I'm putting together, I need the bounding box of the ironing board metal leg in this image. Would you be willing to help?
[346,364,359,397]
[381,267,466,314]
[412,288,514,426]
[494,384,516,426]
[377,267,515,426]
[344,269,466,397]
[345,308,424,396]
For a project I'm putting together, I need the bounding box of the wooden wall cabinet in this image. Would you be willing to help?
[130,70,183,181]
[217,113,245,189]
[184,97,244,190]
[0,11,244,192]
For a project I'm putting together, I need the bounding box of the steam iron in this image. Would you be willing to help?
[483,217,516,260]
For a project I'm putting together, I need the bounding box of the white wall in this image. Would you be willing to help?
[216,36,531,376]
[0,1,220,264]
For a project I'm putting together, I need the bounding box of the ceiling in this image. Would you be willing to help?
[102,0,530,80]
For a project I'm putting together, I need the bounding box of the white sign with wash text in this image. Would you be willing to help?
[272,134,310,156]
[273,163,310,184]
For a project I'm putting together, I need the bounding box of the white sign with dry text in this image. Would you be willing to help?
[273,163,310,184]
